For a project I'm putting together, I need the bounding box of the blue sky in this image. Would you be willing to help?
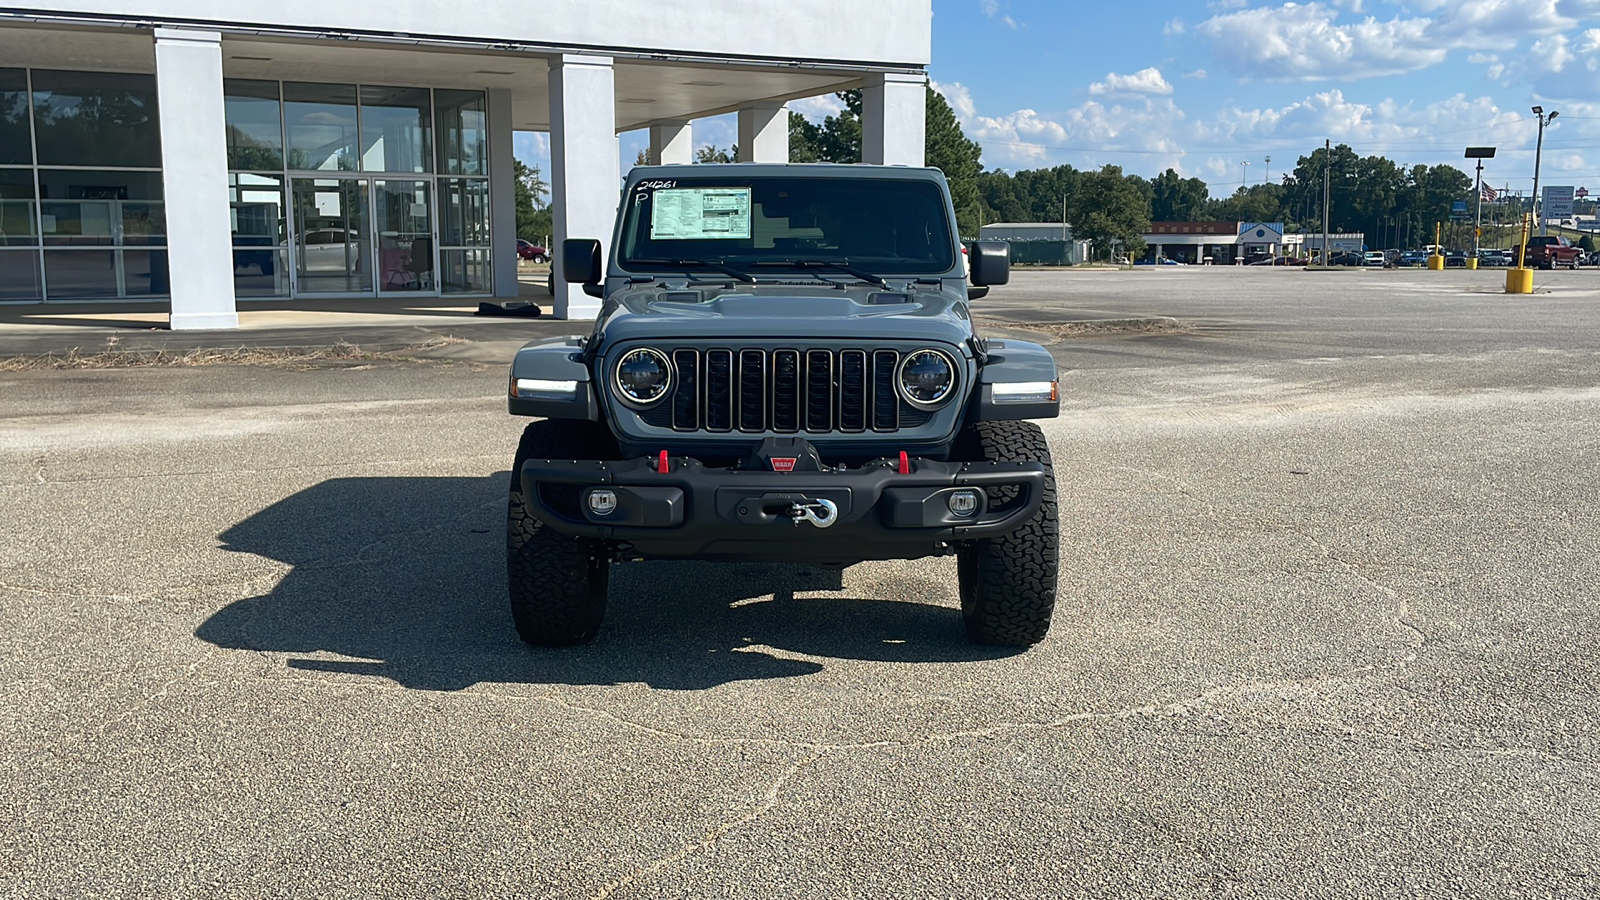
[517,0,1600,198]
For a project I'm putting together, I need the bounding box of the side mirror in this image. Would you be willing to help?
[561,238,602,284]
[969,240,1010,287]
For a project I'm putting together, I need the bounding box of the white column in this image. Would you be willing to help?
[649,120,693,165]
[548,54,617,320]
[861,73,925,166]
[488,88,519,299]
[736,104,788,163]
[153,29,237,329]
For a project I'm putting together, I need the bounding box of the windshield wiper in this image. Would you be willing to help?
[628,258,755,283]
[748,259,887,286]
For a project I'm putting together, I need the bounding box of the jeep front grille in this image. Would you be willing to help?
[655,347,927,434]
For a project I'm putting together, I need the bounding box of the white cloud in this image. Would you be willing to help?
[1088,67,1175,97]
[931,80,977,123]
[1530,34,1573,73]
[1194,3,1445,81]
[788,94,847,121]
[1003,15,1019,29]
[1183,68,1209,80]
[979,0,999,16]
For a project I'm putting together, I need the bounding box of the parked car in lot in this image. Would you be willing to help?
[1478,249,1509,267]
[517,239,549,263]
[1519,235,1583,269]
[1325,251,1364,266]
[1398,251,1427,267]
[1363,251,1386,267]
[1444,250,1468,268]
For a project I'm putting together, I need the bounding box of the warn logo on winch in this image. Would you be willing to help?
[770,458,798,473]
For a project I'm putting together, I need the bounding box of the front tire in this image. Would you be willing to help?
[507,419,614,646]
[954,420,1060,647]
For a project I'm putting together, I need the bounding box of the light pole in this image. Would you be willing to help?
[1241,160,1249,189]
[1264,156,1271,185]
[1531,106,1558,236]
[1466,147,1496,264]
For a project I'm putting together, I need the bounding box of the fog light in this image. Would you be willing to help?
[948,489,981,517]
[587,489,618,516]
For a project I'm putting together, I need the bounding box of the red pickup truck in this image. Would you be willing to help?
[1519,236,1584,269]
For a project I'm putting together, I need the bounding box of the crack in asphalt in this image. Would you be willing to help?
[1119,462,1431,658]
[587,748,828,900]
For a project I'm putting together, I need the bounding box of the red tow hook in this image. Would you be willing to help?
[898,451,911,475]
[658,450,670,474]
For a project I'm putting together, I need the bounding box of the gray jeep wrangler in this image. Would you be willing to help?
[506,164,1060,647]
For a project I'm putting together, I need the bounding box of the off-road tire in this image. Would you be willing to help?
[954,420,1060,646]
[507,419,614,646]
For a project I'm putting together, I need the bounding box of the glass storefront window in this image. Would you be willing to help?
[230,173,287,297]
[36,169,164,246]
[375,179,433,292]
[0,169,37,246]
[284,82,358,172]
[434,90,486,177]
[121,249,170,297]
[0,249,42,300]
[439,177,490,247]
[360,86,431,174]
[30,70,161,168]
[439,248,489,293]
[43,248,116,298]
[224,80,284,171]
[1,68,30,166]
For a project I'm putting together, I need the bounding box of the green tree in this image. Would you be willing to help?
[1069,165,1149,259]
[925,85,983,238]
[789,90,863,163]
[513,159,552,243]
[1580,234,1596,253]
[1150,168,1210,221]
[695,144,736,163]
[1207,183,1284,224]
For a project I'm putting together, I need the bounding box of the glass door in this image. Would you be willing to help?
[374,179,434,293]
[291,177,371,295]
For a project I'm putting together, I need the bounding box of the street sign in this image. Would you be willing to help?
[1578,186,1591,199]
[1544,185,1575,219]
[1451,200,1469,219]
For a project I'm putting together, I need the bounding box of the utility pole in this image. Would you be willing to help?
[1320,139,1331,265]
[1241,160,1249,188]
[1265,156,1271,185]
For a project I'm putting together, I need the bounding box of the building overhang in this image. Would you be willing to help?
[0,12,920,132]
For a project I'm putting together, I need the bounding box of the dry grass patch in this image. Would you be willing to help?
[0,338,464,371]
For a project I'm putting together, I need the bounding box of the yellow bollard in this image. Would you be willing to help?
[1506,268,1533,293]
[1465,258,1479,270]
[1426,254,1445,270]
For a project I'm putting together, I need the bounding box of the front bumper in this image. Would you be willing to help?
[520,454,1047,563]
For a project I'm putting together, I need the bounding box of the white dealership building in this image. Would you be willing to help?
[0,2,931,325]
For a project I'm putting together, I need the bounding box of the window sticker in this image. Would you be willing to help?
[650,188,752,240]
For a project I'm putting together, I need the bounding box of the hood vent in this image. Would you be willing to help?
[866,291,911,305]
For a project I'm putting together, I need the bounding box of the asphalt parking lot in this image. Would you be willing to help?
[3,267,1599,898]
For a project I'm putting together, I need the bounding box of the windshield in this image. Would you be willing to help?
[617,176,957,276]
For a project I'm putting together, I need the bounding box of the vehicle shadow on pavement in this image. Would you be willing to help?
[195,474,1016,692]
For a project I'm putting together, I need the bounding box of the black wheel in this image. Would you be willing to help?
[534,253,549,264]
[545,271,555,296]
[507,419,615,646]
[954,420,1060,647]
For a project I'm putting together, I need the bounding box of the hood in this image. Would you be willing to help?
[595,282,972,346]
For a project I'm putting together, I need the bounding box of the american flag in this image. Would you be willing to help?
[1481,184,1499,202]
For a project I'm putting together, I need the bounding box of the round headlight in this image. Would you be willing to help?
[614,347,672,406]
[897,348,957,409]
